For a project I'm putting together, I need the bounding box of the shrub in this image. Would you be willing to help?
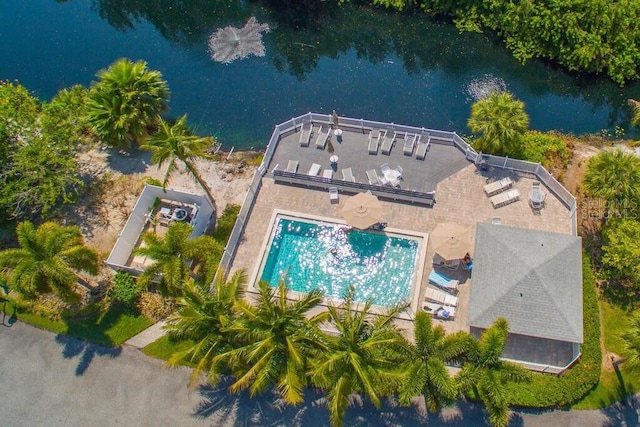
[211,204,240,243]
[505,253,601,407]
[138,291,174,321]
[109,272,141,308]
[521,131,569,170]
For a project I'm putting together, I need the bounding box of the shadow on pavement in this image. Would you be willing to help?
[55,334,122,376]
[601,393,640,426]
[192,378,524,426]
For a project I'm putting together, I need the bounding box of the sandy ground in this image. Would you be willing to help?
[68,147,257,257]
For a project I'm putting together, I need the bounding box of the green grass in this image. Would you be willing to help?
[572,300,640,409]
[3,300,152,347]
[142,334,194,364]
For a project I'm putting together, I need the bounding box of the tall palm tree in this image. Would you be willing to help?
[468,91,529,157]
[164,270,248,386]
[85,58,169,148]
[139,114,217,212]
[398,312,470,412]
[311,287,409,427]
[220,279,328,405]
[456,318,531,427]
[0,221,99,303]
[583,149,640,217]
[622,311,640,372]
[135,222,216,296]
[628,99,640,126]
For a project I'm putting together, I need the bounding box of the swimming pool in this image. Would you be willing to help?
[259,215,422,307]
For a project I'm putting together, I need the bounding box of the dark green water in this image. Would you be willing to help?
[3,0,640,149]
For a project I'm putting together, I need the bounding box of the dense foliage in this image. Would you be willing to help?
[109,271,141,308]
[375,0,640,85]
[0,82,83,221]
[622,311,640,372]
[583,149,640,216]
[521,131,569,171]
[601,219,640,289]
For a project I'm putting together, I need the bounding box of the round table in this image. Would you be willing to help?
[334,129,342,136]
[529,189,545,204]
[330,155,339,164]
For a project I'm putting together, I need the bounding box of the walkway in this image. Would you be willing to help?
[125,320,168,349]
[1,321,637,426]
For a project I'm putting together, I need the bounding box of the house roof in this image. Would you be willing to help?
[468,223,583,343]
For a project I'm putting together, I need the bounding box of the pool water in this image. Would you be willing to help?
[260,217,420,306]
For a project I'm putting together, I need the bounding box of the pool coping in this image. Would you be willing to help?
[248,208,428,320]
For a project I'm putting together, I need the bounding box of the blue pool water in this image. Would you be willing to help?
[260,217,420,306]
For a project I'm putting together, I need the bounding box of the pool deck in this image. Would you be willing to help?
[228,123,573,336]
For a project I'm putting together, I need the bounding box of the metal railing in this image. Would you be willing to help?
[272,170,435,205]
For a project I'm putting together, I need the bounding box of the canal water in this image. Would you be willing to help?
[2,0,640,149]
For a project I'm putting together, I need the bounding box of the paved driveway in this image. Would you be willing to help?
[0,322,637,426]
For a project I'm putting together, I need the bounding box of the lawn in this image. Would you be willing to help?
[572,300,640,409]
[2,299,152,347]
[143,334,194,365]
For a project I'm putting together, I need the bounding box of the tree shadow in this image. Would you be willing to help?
[54,334,122,376]
[192,380,522,426]
[601,392,640,427]
[105,146,153,174]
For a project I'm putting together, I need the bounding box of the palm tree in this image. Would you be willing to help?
[468,91,529,157]
[628,99,640,126]
[583,149,640,217]
[621,311,640,372]
[139,114,217,212]
[0,221,99,303]
[310,287,409,427]
[220,279,328,405]
[135,222,216,296]
[164,270,248,386]
[85,58,169,148]
[456,318,531,427]
[398,312,470,412]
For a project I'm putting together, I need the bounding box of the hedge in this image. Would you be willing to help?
[505,253,601,407]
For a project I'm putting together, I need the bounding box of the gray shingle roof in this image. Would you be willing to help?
[468,223,583,343]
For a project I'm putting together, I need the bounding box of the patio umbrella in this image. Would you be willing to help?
[342,192,383,230]
[430,222,472,260]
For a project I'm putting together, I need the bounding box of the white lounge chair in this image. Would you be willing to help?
[329,187,339,203]
[315,126,330,149]
[424,287,458,307]
[299,123,312,147]
[366,169,380,185]
[342,168,356,182]
[285,160,298,173]
[415,134,430,160]
[323,169,333,179]
[484,177,513,196]
[490,189,520,208]
[403,133,416,156]
[381,131,396,155]
[308,163,322,176]
[368,129,382,154]
[423,302,456,320]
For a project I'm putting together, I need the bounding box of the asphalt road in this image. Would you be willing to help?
[0,321,638,426]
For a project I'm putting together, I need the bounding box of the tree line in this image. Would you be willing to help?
[368,0,640,85]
